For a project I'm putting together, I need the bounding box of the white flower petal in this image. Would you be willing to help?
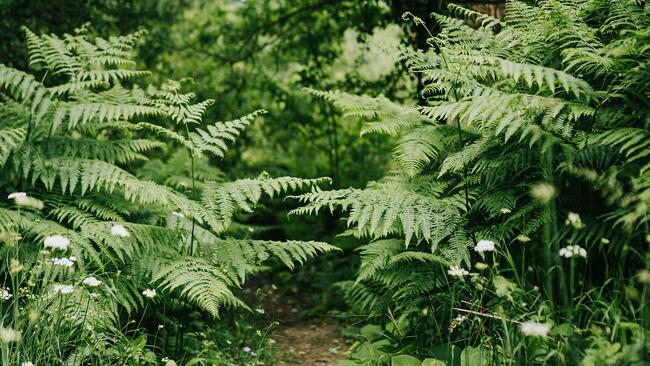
[447,266,469,277]
[83,277,103,287]
[111,224,130,238]
[474,239,496,253]
[44,235,70,251]
[520,321,550,337]
[53,284,74,295]
[142,289,156,298]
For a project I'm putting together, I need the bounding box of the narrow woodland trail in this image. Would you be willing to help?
[257,283,345,365]
[274,321,343,365]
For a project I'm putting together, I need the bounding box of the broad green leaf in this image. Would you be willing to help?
[460,346,492,366]
[360,324,384,341]
[421,359,447,366]
[391,354,421,366]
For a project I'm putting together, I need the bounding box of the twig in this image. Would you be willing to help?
[452,307,522,325]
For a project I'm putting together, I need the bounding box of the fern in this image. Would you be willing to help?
[295,1,650,360]
[0,27,332,365]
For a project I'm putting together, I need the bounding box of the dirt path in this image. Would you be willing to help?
[256,284,345,365]
[274,321,343,365]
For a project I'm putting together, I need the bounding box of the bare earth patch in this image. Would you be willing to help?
[275,321,343,365]
[251,282,344,365]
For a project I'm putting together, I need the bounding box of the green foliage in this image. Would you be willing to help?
[0,27,335,364]
[297,0,650,364]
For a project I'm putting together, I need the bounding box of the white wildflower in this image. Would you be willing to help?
[638,270,650,285]
[0,327,22,343]
[52,257,75,267]
[82,277,102,287]
[13,196,43,210]
[7,192,26,199]
[565,212,583,229]
[171,211,185,218]
[243,346,251,353]
[474,239,496,253]
[530,183,556,203]
[559,245,587,259]
[447,266,469,277]
[516,234,531,243]
[142,288,156,298]
[520,321,551,337]
[111,224,130,238]
[10,259,23,274]
[474,262,488,271]
[53,284,74,295]
[0,288,12,301]
[44,235,70,251]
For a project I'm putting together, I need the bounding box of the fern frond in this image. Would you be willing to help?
[0,64,52,125]
[153,257,246,317]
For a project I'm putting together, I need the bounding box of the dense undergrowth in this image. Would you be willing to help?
[1,0,649,365]
[295,1,650,365]
[0,27,337,365]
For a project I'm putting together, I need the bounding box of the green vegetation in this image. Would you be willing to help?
[1,0,649,365]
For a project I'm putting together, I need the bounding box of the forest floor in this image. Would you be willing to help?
[257,283,345,365]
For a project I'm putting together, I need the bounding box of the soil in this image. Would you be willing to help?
[274,321,343,365]
[253,283,345,365]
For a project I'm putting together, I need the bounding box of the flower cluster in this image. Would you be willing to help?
[83,276,103,287]
[516,234,531,243]
[559,245,587,259]
[111,224,130,238]
[447,266,469,277]
[44,235,70,251]
[638,270,650,285]
[530,182,556,203]
[520,321,551,337]
[52,256,76,267]
[8,192,43,210]
[0,326,22,343]
[565,212,584,229]
[474,239,495,253]
[142,288,157,298]
[53,284,74,295]
[0,287,12,301]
